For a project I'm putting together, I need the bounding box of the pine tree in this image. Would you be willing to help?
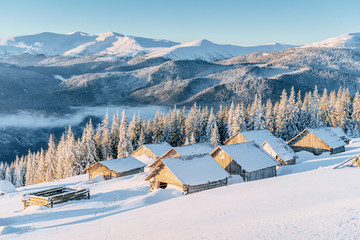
[211,123,220,147]
[110,112,120,159]
[117,110,133,158]
[94,123,103,161]
[35,148,46,184]
[63,127,76,178]
[55,132,66,179]
[79,119,98,172]
[351,91,360,136]
[0,162,5,180]
[265,99,275,133]
[45,134,57,182]
[25,151,36,185]
[206,108,216,142]
[101,113,112,160]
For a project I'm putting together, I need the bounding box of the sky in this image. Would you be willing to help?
[0,0,359,46]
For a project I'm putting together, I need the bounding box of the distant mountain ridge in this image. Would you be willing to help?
[0,31,296,62]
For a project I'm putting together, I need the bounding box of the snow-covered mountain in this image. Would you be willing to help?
[0,31,296,61]
[0,31,179,57]
[146,39,295,61]
[301,32,360,50]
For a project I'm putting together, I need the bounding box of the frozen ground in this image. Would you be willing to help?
[1,139,360,239]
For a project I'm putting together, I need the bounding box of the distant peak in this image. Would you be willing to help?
[66,31,89,36]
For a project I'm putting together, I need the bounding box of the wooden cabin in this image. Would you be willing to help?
[85,157,146,180]
[288,128,346,155]
[146,154,229,194]
[210,142,279,182]
[131,142,172,159]
[224,130,297,165]
[330,127,351,144]
[159,143,214,160]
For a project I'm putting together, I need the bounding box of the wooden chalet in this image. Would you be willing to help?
[330,127,351,144]
[146,154,230,194]
[211,142,279,182]
[224,130,297,165]
[131,142,172,159]
[85,157,146,180]
[288,128,346,155]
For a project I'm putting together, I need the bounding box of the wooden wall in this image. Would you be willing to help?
[289,131,331,154]
[152,164,183,190]
[245,167,276,181]
[225,134,248,145]
[211,149,242,174]
[117,167,145,177]
[87,163,117,180]
[131,146,157,159]
[159,149,181,159]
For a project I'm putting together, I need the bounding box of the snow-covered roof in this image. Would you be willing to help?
[262,139,297,162]
[239,130,297,161]
[217,142,279,172]
[329,127,350,141]
[172,143,214,157]
[0,180,16,194]
[142,142,172,157]
[308,128,346,149]
[100,157,146,173]
[162,155,230,186]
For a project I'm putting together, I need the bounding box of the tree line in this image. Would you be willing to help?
[1,86,360,187]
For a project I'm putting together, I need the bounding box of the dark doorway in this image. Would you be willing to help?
[159,182,168,189]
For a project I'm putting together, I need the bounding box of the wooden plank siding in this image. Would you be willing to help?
[288,130,345,155]
[87,163,118,180]
[150,164,184,190]
[224,134,249,145]
[131,146,158,159]
[211,148,276,182]
[159,149,181,160]
[211,149,243,174]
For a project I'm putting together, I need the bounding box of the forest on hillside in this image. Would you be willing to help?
[1,86,359,187]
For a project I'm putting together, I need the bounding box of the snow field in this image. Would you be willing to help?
[1,139,360,239]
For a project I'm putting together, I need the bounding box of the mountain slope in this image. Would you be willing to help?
[301,32,360,50]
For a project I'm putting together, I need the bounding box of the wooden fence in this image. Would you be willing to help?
[22,186,90,209]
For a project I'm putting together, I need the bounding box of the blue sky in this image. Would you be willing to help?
[0,0,359,46]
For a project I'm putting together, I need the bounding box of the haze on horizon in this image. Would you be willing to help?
[0,0,359,46]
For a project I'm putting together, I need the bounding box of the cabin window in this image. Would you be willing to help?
[159,182,168,189]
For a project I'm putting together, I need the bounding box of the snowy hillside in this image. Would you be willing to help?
[2,140,360,239]
[301,32,360,50]
[147,39,295,61]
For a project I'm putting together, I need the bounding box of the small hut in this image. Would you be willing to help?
[146,154,229,194]
[131,142,172,165]
[224,130,297,165]
[330,127,351,144]
[159,143,214,160]
[86,157,146,180]
[211,142,279,182]
[288,128,346,155]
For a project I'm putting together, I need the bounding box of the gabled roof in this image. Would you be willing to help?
[212,142,279,172]
[147,155,229,186]
[262,138,297,162]
[239,130,297,161]
[329,127,350,141]
[171,143,214,157]
[135,142,172,157]
[289,128,346,149]
[98,157,146,173]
